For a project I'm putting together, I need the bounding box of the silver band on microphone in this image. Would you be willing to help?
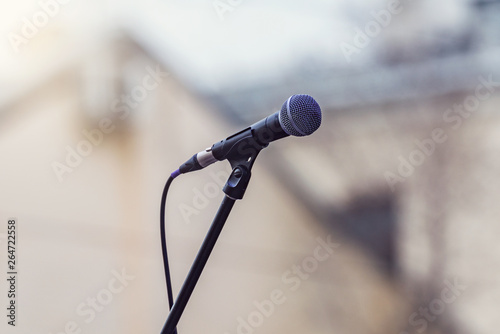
[196,148,218,167]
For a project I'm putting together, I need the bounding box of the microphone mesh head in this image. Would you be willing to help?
[279,94,322,136]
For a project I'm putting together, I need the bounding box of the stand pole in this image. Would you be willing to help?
[161,195,235,334]
[161,150,259,334]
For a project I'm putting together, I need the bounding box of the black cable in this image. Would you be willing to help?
[160,176,178,334]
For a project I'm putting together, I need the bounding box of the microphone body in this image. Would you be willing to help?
[175,94,321,176]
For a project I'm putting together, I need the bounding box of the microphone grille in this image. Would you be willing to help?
[279,94,322,137]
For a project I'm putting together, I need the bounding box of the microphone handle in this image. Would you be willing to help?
[178,112,288,175]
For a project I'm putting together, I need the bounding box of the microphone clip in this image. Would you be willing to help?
[222,136,265,200]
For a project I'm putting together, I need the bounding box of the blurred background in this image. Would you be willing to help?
[0,0,499,333]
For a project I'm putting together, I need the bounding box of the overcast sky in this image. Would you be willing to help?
[0,0,473,97]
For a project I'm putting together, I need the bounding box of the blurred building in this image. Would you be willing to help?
[1,1,500,334]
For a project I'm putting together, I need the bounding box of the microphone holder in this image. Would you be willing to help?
[161,139,265,334]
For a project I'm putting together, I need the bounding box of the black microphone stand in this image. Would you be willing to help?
[161,138,266,334]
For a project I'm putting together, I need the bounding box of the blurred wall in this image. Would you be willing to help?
[2,1,500,334]
[0,38,404,334]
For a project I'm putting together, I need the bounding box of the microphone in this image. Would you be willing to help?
[172,94,321,178]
